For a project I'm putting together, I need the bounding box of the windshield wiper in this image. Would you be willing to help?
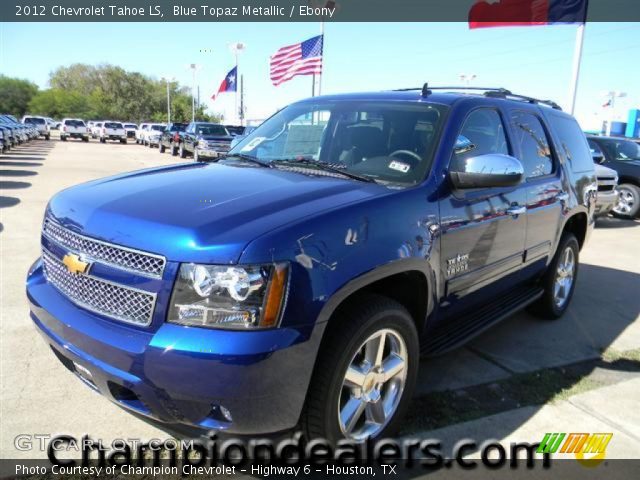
[272,158,377,183]
[220,153,273,168]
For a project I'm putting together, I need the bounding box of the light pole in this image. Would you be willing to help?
[188,64,201,122]
[228,42,246,125]
[161,76,174,124]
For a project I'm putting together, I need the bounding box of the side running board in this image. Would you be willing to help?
[421,286,544,357]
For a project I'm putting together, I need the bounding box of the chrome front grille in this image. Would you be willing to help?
[42,249,155,326]
[42,217,165,278]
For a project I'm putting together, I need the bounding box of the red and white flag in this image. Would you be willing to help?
[270,35,323,87]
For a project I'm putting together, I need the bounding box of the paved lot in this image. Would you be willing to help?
[1,137,639,460]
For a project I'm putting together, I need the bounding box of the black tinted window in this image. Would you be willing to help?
[451,109,509,170]
[25,118,45,124]
[512,112,553,178]
[104,122,122,128]
[64,120,85,127]
[546,114,593,173]
[195,124,228,136]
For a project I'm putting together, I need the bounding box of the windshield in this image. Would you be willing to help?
[151,125,165,131]
[597,138,640,161]
[170,123,187,132]
[124,124,137,129]
[194,124,228,136]
[25,118,45,124]
[64,120,85,127]
[227,101,446,185]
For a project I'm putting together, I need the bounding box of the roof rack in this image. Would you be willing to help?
[393,83,562,111]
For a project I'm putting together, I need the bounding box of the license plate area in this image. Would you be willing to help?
[73,361,98,390]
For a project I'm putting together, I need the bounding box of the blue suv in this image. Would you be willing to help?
[27,86,595,442]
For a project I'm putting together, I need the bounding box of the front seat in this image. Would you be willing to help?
[339,126,386,166]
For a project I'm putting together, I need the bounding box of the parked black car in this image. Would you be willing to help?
[587,135,640,218]
[178,122,233,161]
[158,122,188,155]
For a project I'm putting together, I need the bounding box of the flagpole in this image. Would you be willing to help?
[318,21,324,96]
[568,23,585,115]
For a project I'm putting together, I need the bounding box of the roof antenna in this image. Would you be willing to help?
[421,83,431,97]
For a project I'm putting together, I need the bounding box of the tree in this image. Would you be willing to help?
[28,89,92,119]
[0,75,39,117]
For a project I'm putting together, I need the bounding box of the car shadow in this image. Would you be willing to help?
[0,161,43,167]
[595,216,639,229]
[0,197,20,208]
[0,169,38,177]
[400,262,640,449]
[0,181,31,190]
[0,155,46,161]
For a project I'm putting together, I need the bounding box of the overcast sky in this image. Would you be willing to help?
[1,22,638,129]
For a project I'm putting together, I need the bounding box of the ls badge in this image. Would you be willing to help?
[446,253,469,277]
[62,253,91,275]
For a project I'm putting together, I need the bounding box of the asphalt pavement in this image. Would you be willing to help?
[1,135,638,461]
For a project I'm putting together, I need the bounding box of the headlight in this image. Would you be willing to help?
[168,263,289,329]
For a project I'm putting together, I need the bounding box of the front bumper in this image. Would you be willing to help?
[195,147,229,159]
[26,259,324,435]
[595,189,618,216]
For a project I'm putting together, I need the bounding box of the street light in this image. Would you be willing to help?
[459,73,477,86]
[161,76,175,124]
[187,64,202,122]
[603,91,627,136]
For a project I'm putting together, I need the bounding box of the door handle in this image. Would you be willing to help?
[507,205,526,216]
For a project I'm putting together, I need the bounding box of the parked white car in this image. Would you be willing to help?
[91,122,103,139]
[100,121,127,144]
[146,124,166,147]
[60,118,89,142]
[123,123,138,140]
[22,115,51,140]
[136,123,150,144]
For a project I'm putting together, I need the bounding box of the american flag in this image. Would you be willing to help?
[270,35,323,87]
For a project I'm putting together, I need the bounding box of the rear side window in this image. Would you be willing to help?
[451,109,509,170]
[511,112,554,178]
[546,114,593,173]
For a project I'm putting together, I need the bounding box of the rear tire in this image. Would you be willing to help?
[61,136,67,142]
[612,184,640,219]
[302,294,419,443]
[529,233,579,319]
[45,135,50,141]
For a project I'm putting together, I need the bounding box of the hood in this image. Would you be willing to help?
[594,163,617,178]
[47,163,386,264]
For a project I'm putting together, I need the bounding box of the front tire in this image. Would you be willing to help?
[302,295,419,443]
[612,184,640,219]
[529,233,579,319]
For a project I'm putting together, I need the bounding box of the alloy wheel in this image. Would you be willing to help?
[553,246,575,308]
[612,187,636,216]
[338,328,407,441]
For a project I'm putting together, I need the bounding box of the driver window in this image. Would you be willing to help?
[451,109,509,171]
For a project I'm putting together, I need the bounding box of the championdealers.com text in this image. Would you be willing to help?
[15,4,337,19]
[13,433,552,476]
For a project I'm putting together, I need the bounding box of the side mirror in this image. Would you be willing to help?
[592,152,605,164]
[450,154,524,189]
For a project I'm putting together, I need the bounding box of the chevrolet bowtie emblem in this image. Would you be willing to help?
[62,253,90,275]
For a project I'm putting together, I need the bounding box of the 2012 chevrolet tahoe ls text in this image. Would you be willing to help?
[27,86,596,443]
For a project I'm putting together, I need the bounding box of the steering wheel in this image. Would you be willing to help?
[389,150,422,164]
